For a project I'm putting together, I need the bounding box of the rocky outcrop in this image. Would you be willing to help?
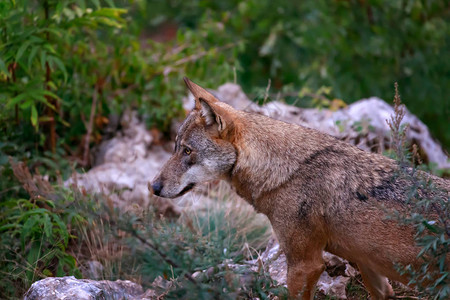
[23,276,156,300]
[65,109,175,213]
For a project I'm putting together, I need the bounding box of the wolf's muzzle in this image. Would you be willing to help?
[151,181,163,196]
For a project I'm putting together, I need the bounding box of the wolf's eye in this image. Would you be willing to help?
[183,147,192,155]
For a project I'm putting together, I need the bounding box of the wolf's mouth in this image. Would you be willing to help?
[175,183,196,197]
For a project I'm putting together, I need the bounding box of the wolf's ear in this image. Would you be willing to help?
[183,77,219,109]
[183,77,233,133]
[199,98,228,132]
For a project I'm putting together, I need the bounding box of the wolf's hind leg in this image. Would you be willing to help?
[286,254,325,299]
[358,264,395,300]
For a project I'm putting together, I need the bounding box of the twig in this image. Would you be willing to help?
[393,296,419,299]
[107,83,138,102]
[130,229,198,285]
[82,84,99,167]
[263,79,271,105]
[162,43,237,76]
[263,248,283,273]
[249,91,329,102]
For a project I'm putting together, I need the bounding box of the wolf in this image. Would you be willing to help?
[151,78,449,299]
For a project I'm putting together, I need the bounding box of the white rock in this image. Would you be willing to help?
[24,276,146,300]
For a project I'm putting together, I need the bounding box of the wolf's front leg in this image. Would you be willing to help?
[286,251,325,299]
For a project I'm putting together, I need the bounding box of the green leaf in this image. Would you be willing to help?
[21,215,38,249]
[58,117,70,127]
[16,40,32,62]
[0,57,9,74]
[45,200,56,208]
[91,8,127,18]
[52,214,69,248]
[40,50,47,70]
[104,0,117,8]
[7,93,28,107]
[28,46,40,69]
[48,56,68,82]
[35,94,56,110]
[94,17,124,28]
[435,273,448,286]
[43,44,56,55]
[19,99,34,109]
[38,116,53,123]
[0,223,18,232]
[31,105,38,128]
[423,220,439,233]
[26,243,41,271]
[90,0,101,9]
[56,260,64,277]
[42,90,61,101]
[38,28,63,39]
[63,254,77,269]
[18,208,49,221]
[43,213,52,239]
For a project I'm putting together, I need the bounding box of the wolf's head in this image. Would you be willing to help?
[151,78,238,198]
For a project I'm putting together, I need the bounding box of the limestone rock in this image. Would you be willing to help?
[66,109,178,215]
[93,109,153,166]
[23,276,148,300]
[67,145,172,209]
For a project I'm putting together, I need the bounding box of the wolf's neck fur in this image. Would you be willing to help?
[230,111,339,206]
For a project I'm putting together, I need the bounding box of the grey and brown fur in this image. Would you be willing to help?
[152,78,449,299]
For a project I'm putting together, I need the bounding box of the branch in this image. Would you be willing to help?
[130,229,198,285]
[248,91,329,102]
[82,84,99,167]
[162,43,237,76]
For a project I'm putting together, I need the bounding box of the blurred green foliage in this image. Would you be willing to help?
[140,0,449,149]
[0,0,238,176]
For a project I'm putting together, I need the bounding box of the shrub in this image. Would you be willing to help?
[111,184,288,299]
[0,160,85,298]
[387,84,449,299]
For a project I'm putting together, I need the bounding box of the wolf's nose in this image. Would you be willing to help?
[151,181,163,196]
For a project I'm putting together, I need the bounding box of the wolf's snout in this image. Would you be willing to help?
[151,180,163,196]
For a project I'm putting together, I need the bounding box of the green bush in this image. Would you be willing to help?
[0,160,86,298]
[0,198,82,297]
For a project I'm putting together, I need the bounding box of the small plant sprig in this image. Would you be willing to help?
[386,82,410,165]
[387,83,449,299]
